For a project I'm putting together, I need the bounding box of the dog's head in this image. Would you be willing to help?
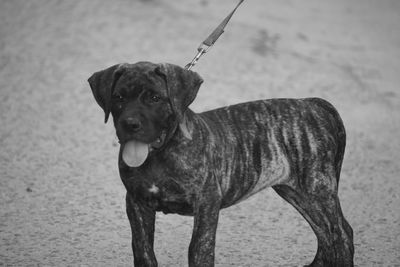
[88,61,203,167]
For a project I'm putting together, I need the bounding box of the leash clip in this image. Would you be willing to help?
[184,0,244,70]
[185,43,213,70]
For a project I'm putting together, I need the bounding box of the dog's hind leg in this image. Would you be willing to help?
[272,178,354,267]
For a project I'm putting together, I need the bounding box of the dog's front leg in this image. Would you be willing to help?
[126,193,157,267]
[189,177,222,267]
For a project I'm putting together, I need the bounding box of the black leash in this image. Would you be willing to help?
[185,0,245,70]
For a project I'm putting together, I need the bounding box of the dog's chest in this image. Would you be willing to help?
[123,168,195,215]
[148,180,195,215]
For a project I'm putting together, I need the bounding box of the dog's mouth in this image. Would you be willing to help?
[121,131,167,168]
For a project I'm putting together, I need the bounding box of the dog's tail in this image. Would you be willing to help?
[308,98,346,184]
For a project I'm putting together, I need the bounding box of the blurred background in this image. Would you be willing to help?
[1,0,399,266]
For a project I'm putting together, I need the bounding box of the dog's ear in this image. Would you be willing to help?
[88,63,128,123]
[155,63,203,123]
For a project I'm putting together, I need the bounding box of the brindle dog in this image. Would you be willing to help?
[88,62,354,267]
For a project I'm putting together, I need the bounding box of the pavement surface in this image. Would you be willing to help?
[1,0,399,266]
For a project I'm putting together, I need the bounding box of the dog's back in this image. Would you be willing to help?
[198,97,346,207]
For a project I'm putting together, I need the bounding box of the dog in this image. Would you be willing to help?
[88,61,354,267]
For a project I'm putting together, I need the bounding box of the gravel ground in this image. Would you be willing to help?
[1,0,399,266]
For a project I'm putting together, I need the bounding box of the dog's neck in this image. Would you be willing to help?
[156,110,195,152]
[163,109,198,149]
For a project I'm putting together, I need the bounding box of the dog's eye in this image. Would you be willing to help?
[150,94,161,103]
[144,91,161,104]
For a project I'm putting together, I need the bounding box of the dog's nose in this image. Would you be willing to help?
[123,117,142,132]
